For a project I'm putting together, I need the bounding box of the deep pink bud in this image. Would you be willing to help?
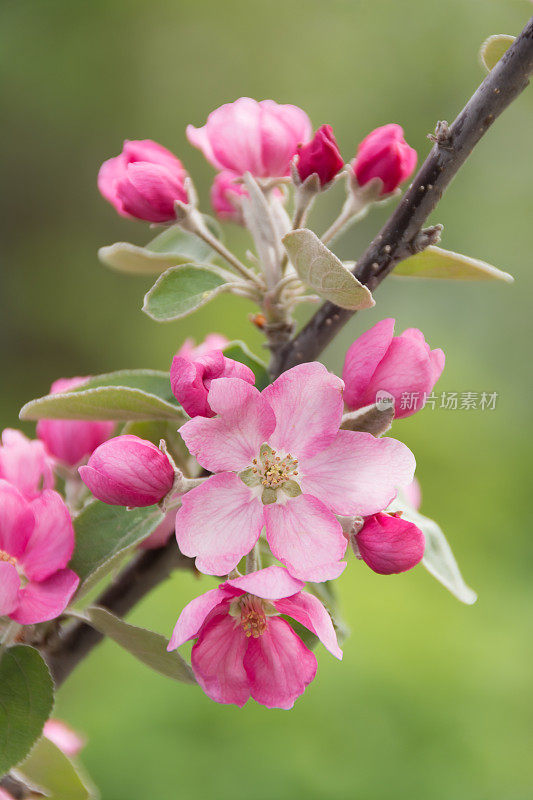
[170,349,255,418]
[98,139,188,221]
[354,512,425,574]
[352,124,417,195]
[79,435,175,507]
[296,124,344,187]
[210,171,248,224]
[36,377,115,467]
[342,318,445,419]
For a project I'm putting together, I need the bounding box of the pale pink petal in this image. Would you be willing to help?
[225,565,304,600]
[180,379,276,473]
[0,480,35,559]
[264,494,347,582]
[97,154,128,215]
[262,363,344,458]
[168,588,230,650]
[342,318,395,410]
[0,429,54,500]
[0,562,21,616]
[300,430,416,516]
[274,591,342,659]
[43,719,85,757]
[176,473,264,575]
[244,617,317,709]
[404,477,422,511]
[258,101,312,176]
[12,568,79,625]
[209,98,265,175]
[186,123,225,170]
[191,606,250,706]
[430,348,446,385]
[20,490,75,582]
[355,512,425,574]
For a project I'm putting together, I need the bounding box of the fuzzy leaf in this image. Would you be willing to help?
[71,501,165,594]
[479,34,515,71]
[18,737,98,800]
[98,219,221,275]
[394,246,513,282]
[282,229,375,310]
[143,264,230,322]
[20,370,184,422]
[86,607,196,684]
[0,646,54,775]
[222,340,270,390]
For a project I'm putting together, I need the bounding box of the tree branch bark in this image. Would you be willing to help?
[269,16,533,377]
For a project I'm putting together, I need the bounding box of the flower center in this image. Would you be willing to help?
[239,596,267,639]
[239,444,302,504]
[0,550,17,567]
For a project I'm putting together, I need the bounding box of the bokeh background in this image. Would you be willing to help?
[2,1,533,798]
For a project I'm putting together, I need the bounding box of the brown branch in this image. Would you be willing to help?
[269,16,533,377]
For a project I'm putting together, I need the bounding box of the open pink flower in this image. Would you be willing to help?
[342,318,445,419]
[168,565,341,709]
[36,377,115,467]
[170,349,255,419]
[0,429,54,500]
[187,97,312,178]
[177,363,415,581]
[98,139,188,222]
[352,512,425,574]
[0,480,79,624]
[44,719,85,757]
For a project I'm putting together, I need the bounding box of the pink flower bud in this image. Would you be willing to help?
[79,435,175,507]
[98,139,188,222]
[43,719,85,757]
[210,171,248,224]
[352,124,417,195]
[177,334,229,360]
[37,377,115,467]
[187,97,312,178]
[296,124,344,187]
[342,318,445,419]
[170,349,255,418]
[354,512,425,574]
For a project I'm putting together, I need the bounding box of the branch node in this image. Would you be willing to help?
[427,119,453,150]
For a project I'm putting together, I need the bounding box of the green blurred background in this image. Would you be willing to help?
[2,0,533,797]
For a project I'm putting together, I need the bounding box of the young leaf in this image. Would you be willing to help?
[71,501,165,594]
[98,219,221,275]
[18,737,98,800]
[479,34,515,71]
[86,607,196,684]
[222,340,270,390]
[391,492,477,605]
[282,229,375,310]
[20,370,185,422]
[0,645,54,775]
[393,246,513,282]
[143,264,231,322]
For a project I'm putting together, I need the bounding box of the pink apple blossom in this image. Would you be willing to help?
[352,124,417,195]
[296,124,344,187]
[170,349,255,419]
[177,362,415,581]
[43,719,85,757]
[352,511,425,574]
[0,429,54,500]
[187,97,312,177]
[342,318,445,419]
[168,565,341,709]
[404,477,422,510]
[79,435,175,507]
[0,480,79,624]
[98,139,188,222]
[36,377,115,467]
[210,171,249,224]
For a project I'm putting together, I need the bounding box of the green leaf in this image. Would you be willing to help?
[20,370,185,422]
[143,264,231,322]
[98,220,221,275]
[222,340,270,390]
[86,607,196,684]
[71,501,165,594]
[392,491,477,605]
[0,645,54,775]
[282,229,375,310]
[393,246,513,282]
[18,737,98,800]
[479,34,515,71]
